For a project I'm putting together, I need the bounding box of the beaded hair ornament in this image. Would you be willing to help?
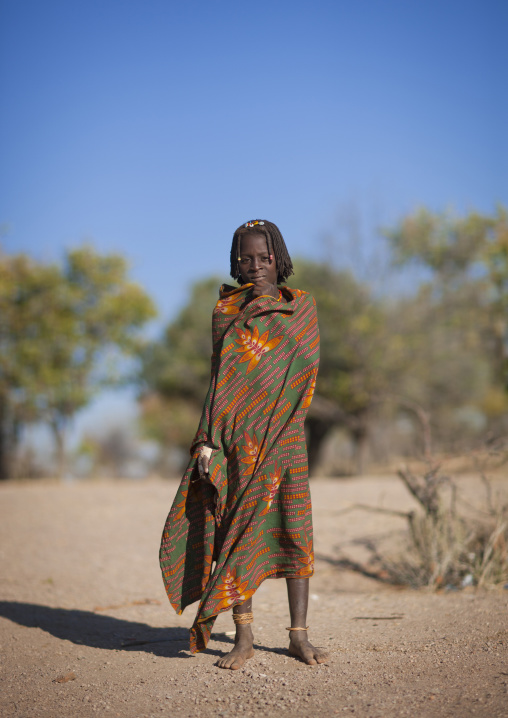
[238,220,273,262]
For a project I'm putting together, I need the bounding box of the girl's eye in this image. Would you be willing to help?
[239,256,270,264]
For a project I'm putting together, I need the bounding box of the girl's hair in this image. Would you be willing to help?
[230,220,294,285]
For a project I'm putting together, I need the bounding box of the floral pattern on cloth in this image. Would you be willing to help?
[239,432,266,476]
[297,536,314,576]
[215,292,244,315]
[234,325,283,374]
[159,283,320,653]
[260,464,284,516]
[213,565,251,612]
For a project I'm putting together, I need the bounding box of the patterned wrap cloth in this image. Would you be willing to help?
[159,282,320,652]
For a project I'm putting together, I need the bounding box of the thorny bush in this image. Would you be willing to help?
[339,442,508,590]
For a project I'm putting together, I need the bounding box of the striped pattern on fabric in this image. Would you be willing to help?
[159,283,320,653]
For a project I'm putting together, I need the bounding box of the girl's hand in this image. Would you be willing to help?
[250,280,279,300]
[198,445,213,480]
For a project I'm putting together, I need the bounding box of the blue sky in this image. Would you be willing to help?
[1,0,507,316]
[1,0,507,448]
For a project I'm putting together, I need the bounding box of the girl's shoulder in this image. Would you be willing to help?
[219,283,242,297]
[214,284,248,316]
[282,286,316,306]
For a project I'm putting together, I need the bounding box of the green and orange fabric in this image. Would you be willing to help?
[159,283,319,653]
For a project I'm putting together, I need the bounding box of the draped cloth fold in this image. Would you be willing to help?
[159,283,320,652]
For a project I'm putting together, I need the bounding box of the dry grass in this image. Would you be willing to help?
[337,443,508,590]
[380,473,507,588]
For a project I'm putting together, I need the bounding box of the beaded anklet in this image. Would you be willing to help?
[233,612,254,625]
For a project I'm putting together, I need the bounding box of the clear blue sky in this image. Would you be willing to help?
[1,0,507,452]
[1,0,507,321]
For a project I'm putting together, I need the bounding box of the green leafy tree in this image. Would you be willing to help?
[0,252,60,477]
[0,245,156,478]
[140,266,394,474]
[140,207,508,475]
[290,260,400,472]
[385,206,508,437]
[139,276,222,463]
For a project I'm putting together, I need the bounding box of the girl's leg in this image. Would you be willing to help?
[286,577,329,665]
[216,597,255,670]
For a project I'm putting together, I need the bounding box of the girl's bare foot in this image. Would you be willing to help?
[288,630,329,665]
[216,624,254,670]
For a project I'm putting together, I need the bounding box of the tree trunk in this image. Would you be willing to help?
[305,394,362,476]
[51,421,66,479]
[0,396,10,480]
[351,425,369,475]
[305,416,333,476]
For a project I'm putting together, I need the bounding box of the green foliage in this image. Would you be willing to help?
[141,276,221,402]
[387,207,492,274]
[0,245,156,477]
[0,253,64,424]
[139,276,225,455]
[291,260,391,416]
[139,206,508,475]
[139,265,393,469]
[385,206,508,427]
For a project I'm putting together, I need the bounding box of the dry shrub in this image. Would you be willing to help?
[369,461,508,589]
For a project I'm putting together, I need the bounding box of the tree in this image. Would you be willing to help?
[139,207,508,476]
[0,245,156,478]
[385,206,508,440]
[0,252,59,478]
[290,260,398,473]
[139,277,222,465]
[139,266,394,474]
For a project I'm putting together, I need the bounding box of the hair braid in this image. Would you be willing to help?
[230,219,294,285]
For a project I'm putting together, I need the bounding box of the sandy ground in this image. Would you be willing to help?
[0,475,507,718]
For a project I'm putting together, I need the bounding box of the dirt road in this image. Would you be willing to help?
[1,477,507,717]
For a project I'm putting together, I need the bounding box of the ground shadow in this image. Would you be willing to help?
[0,601,198,658]
[0,602,285,659]
[315,553,392,583]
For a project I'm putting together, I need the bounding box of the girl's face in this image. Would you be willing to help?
[238,233,278,286]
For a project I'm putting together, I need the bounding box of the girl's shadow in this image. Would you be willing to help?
[0,601,197,658]
[0,601,282,658]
